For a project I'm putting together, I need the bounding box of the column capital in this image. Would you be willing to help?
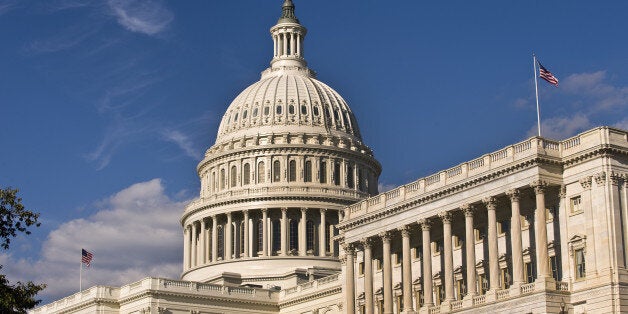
[531,179,548,194]
[579,176,592,190]
[398,225,412,238]
[242,209,249,215]
[361,237,374,249]
[300,207,308,213]
[379,230,393,243]
[341,242,356,255]
[418,218,431,230]
[261,208,269,214]
[438,211,453,223]
[281,207,288,213]
[594,171,607,186]
[226,211,232,218]
[506,188,520,201]
[483,196,497,209]
[320,208,327,213]
[461,203,475,217]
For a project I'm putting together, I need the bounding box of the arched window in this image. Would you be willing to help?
[230,165,237,187]
[333,162,341,186]
[301,104,307,115]
[243,110,248,119]
[220,169,226,189]
[253,107,258,117]
[289,219,298,251]
[272,219,281,253]
[257,161,265,183]
[289,160,296,182]
[288,104,295,114]
[243,163,251,185]
[264,106,270,116]
[217,226,224,260]
[212,172,216,192]
[276,105,283,115]
[304,160,312,182]
[313,106,320,116]
[273,160,281,182]
[347,165,354,188]
[234,113,238,122]
[306,220,315,251]
[320,159,327,183]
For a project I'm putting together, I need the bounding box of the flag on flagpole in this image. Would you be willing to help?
[81,249,94,267]
[538,61,559,86]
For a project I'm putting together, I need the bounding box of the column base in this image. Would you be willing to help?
[534,276,556,291]
[440,300,452,312]
[419,304,434,314]
[485,289,497,302]
[462,294,476,307]
[509,282,523,297]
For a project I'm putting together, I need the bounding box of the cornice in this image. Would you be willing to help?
[36,297,119,314]
[182,194,358,223]
[339,156,554,231]
[563,145,628,169]
[278,285,342,307]
[118,289,279,309]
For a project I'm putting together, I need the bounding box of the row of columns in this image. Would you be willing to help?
[184,207,341,270]
[344,181,552,313]
[273,31,303,58]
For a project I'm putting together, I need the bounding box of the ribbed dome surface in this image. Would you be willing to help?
[215,72,362,145]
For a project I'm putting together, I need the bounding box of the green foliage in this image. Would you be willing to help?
[0,187,46,313]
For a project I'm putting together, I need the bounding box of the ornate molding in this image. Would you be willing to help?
[610,171,623,186]
[361,237,374,249]
[482,196,497,210]
[379,230,392,243]
[558,185,567,199]
[418,218,431,231]
[398,225,412,238]
[438,211,452,223]
[530,179,547,194]
[461,203,475,217]
[506,188,520,202]
[579,176,592,190]
[594,171,607,186]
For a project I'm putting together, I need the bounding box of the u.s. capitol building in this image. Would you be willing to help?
[34,1,628,313]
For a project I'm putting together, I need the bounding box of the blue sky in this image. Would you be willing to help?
[1,0,628,304]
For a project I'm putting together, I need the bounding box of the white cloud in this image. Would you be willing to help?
[527,113,591,140]
[614,117,628,131]
[378,183,397,193]
[562,71,628,111]
[0,0,18,16]
[162,130,201,160]
[107,0,173,36]
[1,179,188,303]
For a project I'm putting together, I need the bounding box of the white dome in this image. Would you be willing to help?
[216,71,362,145]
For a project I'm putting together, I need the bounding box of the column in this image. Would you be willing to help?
[212,216,218,262]
[243,210,250,258]
[191,222,198,268]
[296,34,301,56]
[507,189,525,287]
[531,180,551,279]
[483,197,500,291]
[381,231,393,314]
[419,219,434,307]
[183,225,190,270]
[462,204,477,297]
[300,208,307,256]
[225,212,232,261]
[363,238,374,314]
[440,211,455,302]
[281,207,288,256]
[282,32,288,56]
[273,35,277,57]
[319,208,327,256]
[200,219,207,265]
[344,243,356,314]
[290,32,295,55]
[399,226,415,313]
[262,209,269,257]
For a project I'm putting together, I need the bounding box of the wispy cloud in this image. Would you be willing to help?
[0,179,187,303]
[526,70,628,139]
[378,182,398,193]
[0,0,19,16]
[107,0,173,36]
[162,130,201,160]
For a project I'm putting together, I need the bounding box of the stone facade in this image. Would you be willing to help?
[32,1,628,314]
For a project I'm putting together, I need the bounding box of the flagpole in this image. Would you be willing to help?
[79,260,82,292]
[533,54,541,137]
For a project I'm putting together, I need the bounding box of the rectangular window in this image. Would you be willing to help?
[358,262,364,276]
[474,229,483,242]
[333,162,341,185]
[413,246,422,260]
[320,159,327,183]
[571,196,582,213]
[524,262,535,283]
[456,279,466,300]
[453,235,462,248]
[550,255,559,281]
[477,274,488,295]
[376,258,382,270]
[435,285,444,305]
[500,268,511,289]
[575,249,586,279]
[498,220,510,236]
[416,290,424,310]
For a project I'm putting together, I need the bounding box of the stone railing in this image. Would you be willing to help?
[520,282,535,294]
[496,288,510,300]
[555,281,569,291]
[280,274,341,299]
[473,294,486,305]
[187,185,368,213]
[428,306,441,314]
[31,286,120,314]
[344,127,628,220]
[451,300,464,310]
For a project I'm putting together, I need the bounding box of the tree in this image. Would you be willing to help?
[0,187,46,313]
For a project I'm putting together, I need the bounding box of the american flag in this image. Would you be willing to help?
[538,62,559,86]
[81,249,94,267]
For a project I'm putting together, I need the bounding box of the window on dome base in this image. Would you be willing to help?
[320,159,327,183]
[288,104,295,115]
[220,169,226,190]
[304,160,312,182]
[306,220,315,251]
[347,165,354,188]
[264,107,270,116]
[257,161,265,183]
[289,160,296,182]
[253,108,258,117]
[243,110,248,119]
[230,165,237,187]
[276,105,283,115]
[313,106,320,116]
[243,163,251,185]
[273,160,281,182]
[301,104,307,115]
[333,162,341,186]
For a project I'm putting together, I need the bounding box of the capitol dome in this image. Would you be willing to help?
[181,0,381,286]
